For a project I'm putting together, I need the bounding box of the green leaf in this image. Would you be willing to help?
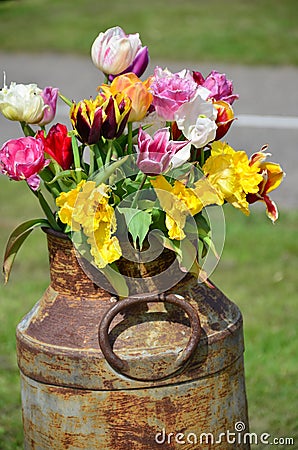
[45,169,76,184]
[92,155,129,186]
[118,207,152,249]
[3,218,50,283]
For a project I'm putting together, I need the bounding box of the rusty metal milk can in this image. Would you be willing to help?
[16,229,250,449]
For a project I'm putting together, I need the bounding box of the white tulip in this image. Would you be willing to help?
[175,88,218,148]
[0,80,45,124]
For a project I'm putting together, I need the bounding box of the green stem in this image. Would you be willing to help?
[89,146,95,177]
[131,174,148,209]
[199,147,205,167]
[105,140,113,165]
[127,122,133,154]
[39,167,61,198]
[93,143,103,171]
[71,134,82,183]
[37,191,61,231]
[27,183,61,231]
[20,121,35,137]
[59,92,73,107]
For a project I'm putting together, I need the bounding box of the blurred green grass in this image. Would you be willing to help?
[0,0,298,65]
[0,176,297,449]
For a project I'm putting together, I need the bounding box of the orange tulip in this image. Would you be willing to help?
[101,73,153,122]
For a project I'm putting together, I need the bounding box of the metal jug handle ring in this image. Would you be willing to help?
[98,292,201,381]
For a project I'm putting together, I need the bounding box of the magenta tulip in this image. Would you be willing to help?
[0,136,49,190]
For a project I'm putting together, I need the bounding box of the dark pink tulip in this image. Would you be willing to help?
[0,136,49,190]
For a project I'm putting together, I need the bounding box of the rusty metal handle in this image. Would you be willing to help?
[98,293,201,381]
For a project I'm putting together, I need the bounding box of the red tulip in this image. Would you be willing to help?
[37,123,73,170]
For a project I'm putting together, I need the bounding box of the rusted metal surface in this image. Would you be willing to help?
[17,229,250,449]
[98,292,202,381]
[21,356,249,449]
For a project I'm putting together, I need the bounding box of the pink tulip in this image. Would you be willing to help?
[193,70,239,104]
[0,136,49,190]
[136,127,190,175]
[150,67,198,121]
[39,86,59,126]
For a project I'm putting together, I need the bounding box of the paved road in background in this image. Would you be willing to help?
[0,53,297,209]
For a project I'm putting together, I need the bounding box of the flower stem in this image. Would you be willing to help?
[89,146,95,176]
[27,183,61,231]
[71,134,82,183]
[199,148,205,167]
[37,191,61,231]
[105,140,113,165]
[59,92,73,107]
[20,121,35,137]
[127,122,133,154]
[93,143,103,170]
[39,167,61,198]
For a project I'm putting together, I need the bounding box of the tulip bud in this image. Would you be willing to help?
[91,26,147,76]
[70,98,104,145]
[38,87,59,126]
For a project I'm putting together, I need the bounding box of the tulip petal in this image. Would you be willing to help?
[263,194,279,222]
[26,174,41,191]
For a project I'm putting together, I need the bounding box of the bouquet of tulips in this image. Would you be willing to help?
[0,26,284,292]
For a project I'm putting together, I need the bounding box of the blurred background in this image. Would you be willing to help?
[0,0,297,448]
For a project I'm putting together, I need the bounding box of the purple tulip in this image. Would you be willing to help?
[193,70,239,104]
[136,127,190,175]
[39,86,59,126]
